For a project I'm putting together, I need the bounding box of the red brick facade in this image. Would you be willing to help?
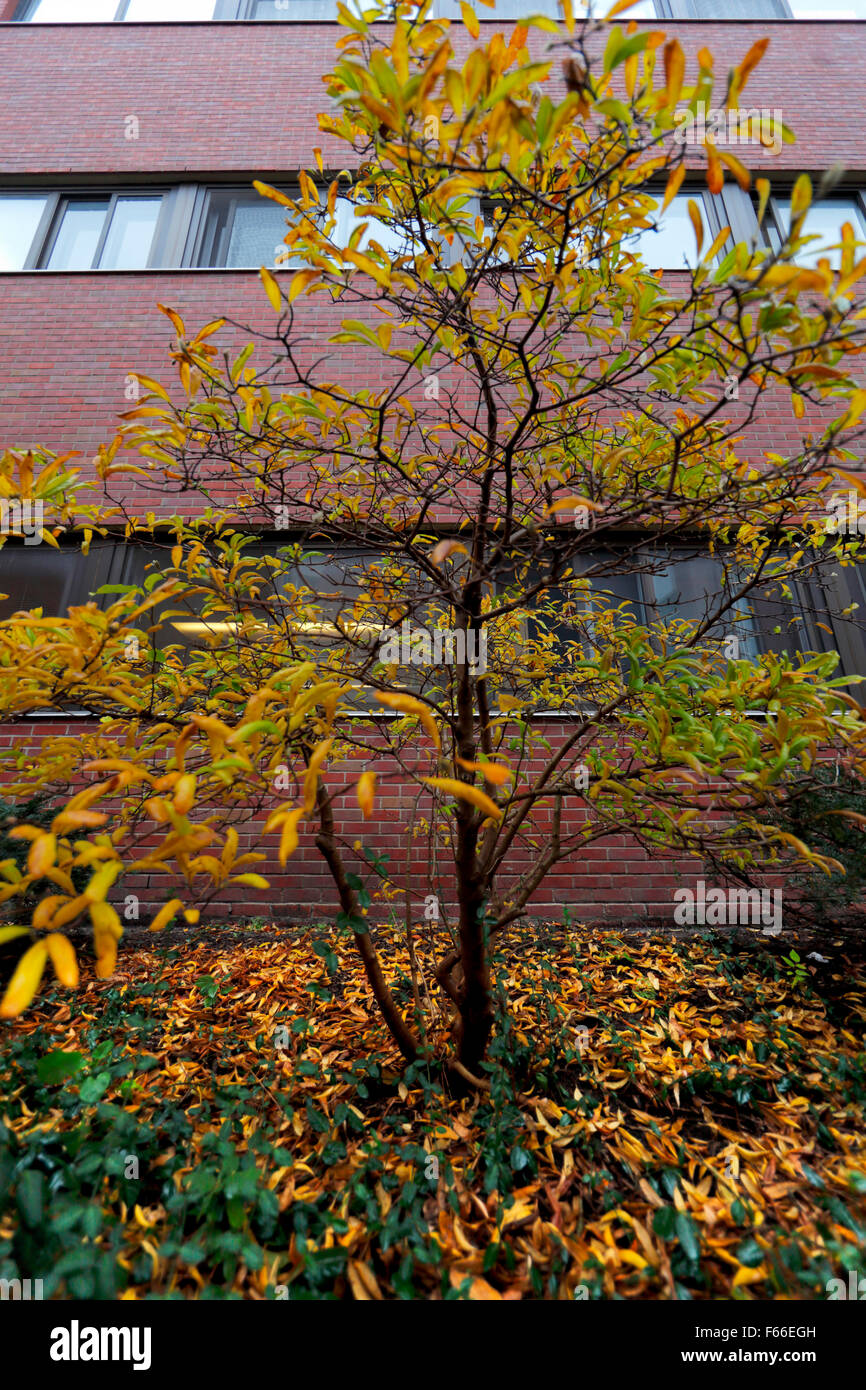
[1,12,862,924]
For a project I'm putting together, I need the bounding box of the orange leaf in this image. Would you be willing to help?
[735,37,769,93]
[423,777,503,821]
[455,757,512,786]
[663,39,685,109]
[449,1267,502,1300]
[357,771,377,819]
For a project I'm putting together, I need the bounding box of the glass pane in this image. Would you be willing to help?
[28,0,118,18]
[44,199,109,270]
[124,0,216,16]
[249,1,358,14]
[776,197,866,269]
[0,547,80,621]
[650,557,763,661]
[197,190,298,267]
[626,193,701,270]
[227,200,291,266]
[338,196,412,260]
[791,1,866,14]
[98,196,161,268]
[0,195,48,270]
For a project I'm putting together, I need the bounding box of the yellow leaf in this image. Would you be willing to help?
[719,149,751,192]
[149,898,183,933]
[303,738,334,814]
[499,1198,534,1227]
[790,172,812,222]
[252,180,294,208]
[260,266,282,312]
[289,269,320,302]
[157,303,186,338]
[357,771,376,819]
[90,901,123,939]
[431,539,469,564]
[423,777,503,821]
[661,164,686,213]
[232,873,270,888]
[279,808,305,866]
[705,224,732,263]
[95,935,117,979]
[128,373,171,403]
[545,496,603,515]
[375,692,441,750]
[842,388,866,429]
[0,942,47,1018]
[45,933,79,989]
[756,176,771,227]
[0,926,30,945]
[449,1267,502,1300]
[460,1,479,39]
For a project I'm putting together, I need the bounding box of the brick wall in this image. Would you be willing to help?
[0,19,863,175]
[0,715,710,925]
[0,14,861,925]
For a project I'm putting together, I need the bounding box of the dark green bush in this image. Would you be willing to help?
[769,765,866,920]
[0,793,87,925]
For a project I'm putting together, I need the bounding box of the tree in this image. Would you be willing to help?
[3,0,866,1078]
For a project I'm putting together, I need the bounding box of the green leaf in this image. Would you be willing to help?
[79,1071,112,1104]
[736,1236,764,1267]
[36,1050,85,1085]
[652,1205,676,1239]
[16,1169,44,1228]
[800,1162,825,1189]
[674,1210,700,1262]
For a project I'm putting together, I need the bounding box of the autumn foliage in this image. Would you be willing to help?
[2,0,866,1083]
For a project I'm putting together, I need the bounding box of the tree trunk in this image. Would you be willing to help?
[454,820,493,1071]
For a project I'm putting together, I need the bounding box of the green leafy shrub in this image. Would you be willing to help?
[769,766,866,921]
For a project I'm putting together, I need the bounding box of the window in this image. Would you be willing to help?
[0,191,164,270]
[767,194,866,270]
[15,0,219,19]
[192,188,299,269]
[624,192,712,271]
[0,194,49,271]
[0,540,142,623]
[0,181,416,272]
[190,186,412,268]
[41,195,163,270]
[538,550,825,670]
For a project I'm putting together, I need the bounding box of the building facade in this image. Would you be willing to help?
[0,0,865,922]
